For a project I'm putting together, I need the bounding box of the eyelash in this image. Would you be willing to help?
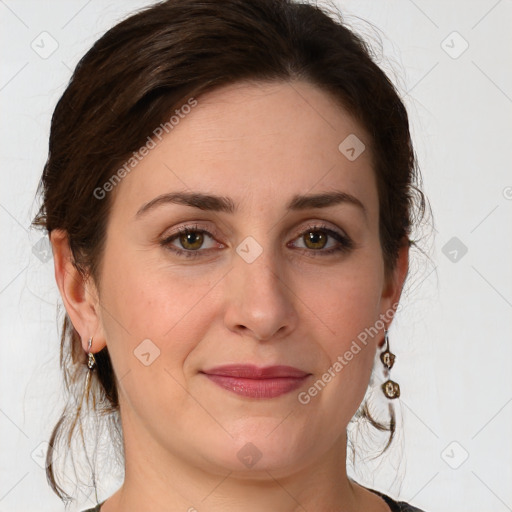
[160,223,354,259]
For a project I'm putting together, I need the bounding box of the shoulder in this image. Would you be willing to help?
[368,487,427,512]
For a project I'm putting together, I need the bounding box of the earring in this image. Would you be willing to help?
[380,329,400,399]
[87,337,96,370]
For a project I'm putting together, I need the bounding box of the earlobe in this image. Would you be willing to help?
[50,229,104,352]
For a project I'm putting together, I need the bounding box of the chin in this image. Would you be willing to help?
[195,421,312,478]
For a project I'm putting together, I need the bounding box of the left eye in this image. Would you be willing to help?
[291,226,347,251]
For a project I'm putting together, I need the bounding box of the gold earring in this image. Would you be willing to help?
[380,329,400,399]
[87,336,96,370]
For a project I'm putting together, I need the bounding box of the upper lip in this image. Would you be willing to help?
[201,364,310,379]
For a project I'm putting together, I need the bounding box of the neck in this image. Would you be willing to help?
[102,411,364,512]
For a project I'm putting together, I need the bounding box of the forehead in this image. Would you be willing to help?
[110,80,378,221]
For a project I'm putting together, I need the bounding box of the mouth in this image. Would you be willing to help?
[200,364,312,399]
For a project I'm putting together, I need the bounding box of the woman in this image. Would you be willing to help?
[32,0,429,510]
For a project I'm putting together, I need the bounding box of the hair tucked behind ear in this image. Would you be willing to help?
[32,0,430,503]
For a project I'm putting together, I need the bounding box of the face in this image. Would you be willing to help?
[89,80,405,478]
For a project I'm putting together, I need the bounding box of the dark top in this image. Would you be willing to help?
[80,488,426,511]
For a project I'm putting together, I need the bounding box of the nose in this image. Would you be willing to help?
[223,243,298,342]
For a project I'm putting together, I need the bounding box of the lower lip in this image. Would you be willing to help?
[203,374,310,398]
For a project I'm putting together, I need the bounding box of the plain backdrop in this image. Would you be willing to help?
[1,1,511,511]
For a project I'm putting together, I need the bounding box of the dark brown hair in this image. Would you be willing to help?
[32,0,428,503]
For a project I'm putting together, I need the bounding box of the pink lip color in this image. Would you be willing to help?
[201,364,311,399]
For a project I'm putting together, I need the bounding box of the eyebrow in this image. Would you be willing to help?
[135,190,367,219]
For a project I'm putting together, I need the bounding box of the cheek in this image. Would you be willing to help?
[318,284,379,391]
[299,298,379,433]
[97,244,224,422]
[299,254,384,406]
[305,254,384,344]
[98,241,223,367]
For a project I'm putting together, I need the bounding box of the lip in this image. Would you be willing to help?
[202,364,309,378]
[200,364,311,399]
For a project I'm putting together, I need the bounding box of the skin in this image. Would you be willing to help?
[51,80,408,512]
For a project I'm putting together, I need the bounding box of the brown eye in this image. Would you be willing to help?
[289,224,354,256]
[179,231,204,250]
[160,225,221,258]
[303,230,328,250]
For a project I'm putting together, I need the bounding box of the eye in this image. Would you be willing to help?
[160,224,222,258]
[289,224,353,255]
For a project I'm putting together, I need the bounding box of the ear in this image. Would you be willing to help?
[50,229,106,353]
[378,240,409,348]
